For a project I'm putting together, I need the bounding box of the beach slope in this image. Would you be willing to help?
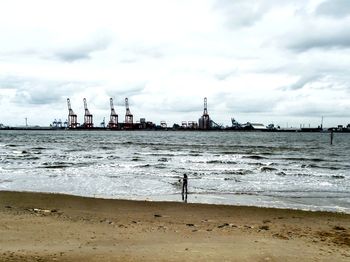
[0,191,349,261]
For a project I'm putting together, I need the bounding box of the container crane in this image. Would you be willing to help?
[67,98,78,129]
[83,98,93,128]
[124,97,133,129]
[108,98,118,129]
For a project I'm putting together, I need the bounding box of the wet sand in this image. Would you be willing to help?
[0,191,349,261]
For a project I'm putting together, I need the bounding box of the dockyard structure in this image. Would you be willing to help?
[83,98,93,128]
[108,98,118,129]
[124,97,133,129]
[67,98,78,129]
[198,97,211,130]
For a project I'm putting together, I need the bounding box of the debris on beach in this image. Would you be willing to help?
[217,223,229,228]
[26,208,58,214]
[259,225,270,230]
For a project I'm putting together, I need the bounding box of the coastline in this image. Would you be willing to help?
[1,191,349,261]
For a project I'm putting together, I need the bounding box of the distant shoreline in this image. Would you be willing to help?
[1,127,349,132]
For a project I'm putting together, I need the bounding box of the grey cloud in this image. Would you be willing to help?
[283,74,323,91]
[106,85,147,106]
[214,0,267,28]
[214,70,237,81]
[0,75,30,89]
[0,36,113,63]
[123,46,164,62]
[279,101,350,117]
[285,70,350,93]
[133,47,163,59]
[288,29,350,52]
[214,92,280,114]
[0,75,92,105]
[151,96,202,114]
[213,0,295,28]
[316,0,350,18]
[53,37,112,62]
[118,46,164,64]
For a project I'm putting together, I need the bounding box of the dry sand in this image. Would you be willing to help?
[0,191,349,261]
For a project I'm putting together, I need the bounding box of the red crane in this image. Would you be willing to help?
[108,98,118,129]
[83,98,93,128]
[124,97,133,129]
[67,98,78,129]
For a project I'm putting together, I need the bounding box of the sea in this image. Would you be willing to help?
[0,130,349,213]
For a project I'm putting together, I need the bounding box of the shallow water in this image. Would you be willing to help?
[0,130,349,213]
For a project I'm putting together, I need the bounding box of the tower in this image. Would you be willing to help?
[198,97,210,130]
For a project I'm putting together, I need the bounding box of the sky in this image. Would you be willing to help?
[0,0,350,128]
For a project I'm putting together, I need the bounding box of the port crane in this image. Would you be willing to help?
[108,98,118,129]
[83,98,93,128]
[67,98,78,129]
[124,98,133,129]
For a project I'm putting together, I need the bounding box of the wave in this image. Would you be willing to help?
[32,147,47,150]
[301,164,342,170]
[242,155,267,160]
[135,163,166,169]
[224,177,241,182]
[147,153,175,157]
[106,155,120,160]
[207,160,237,164]
[40,161,95,169]
[281,157,328,162]
[332,175,345,179]
[260,166,277,172]
[41,165,71,169]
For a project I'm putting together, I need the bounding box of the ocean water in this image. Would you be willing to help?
[0,130,349,213]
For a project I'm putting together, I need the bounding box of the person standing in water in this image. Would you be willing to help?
[182,174,188,202]
[330,129,334,145]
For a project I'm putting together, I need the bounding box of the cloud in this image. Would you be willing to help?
[0,75,90,105]
[316,0,350,18]
[106,84,147,104]
[213,0,296,28]
[214,0,268,28]
[52,36,112,62]
[284,74,323,90]
[214,70,237,81]
[288,28,350,52]
[130,46,164,59]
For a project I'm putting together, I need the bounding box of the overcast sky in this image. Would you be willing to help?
[0,0,350,128]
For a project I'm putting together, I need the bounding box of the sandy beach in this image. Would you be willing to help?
[0,191,349,261]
